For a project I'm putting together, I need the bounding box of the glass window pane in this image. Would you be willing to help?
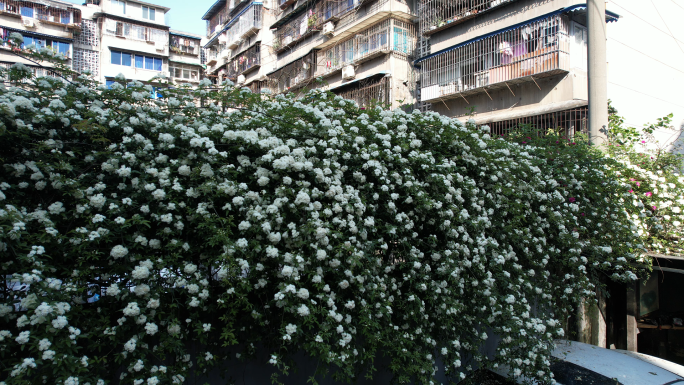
[142,7,148,19]
[58,42,69,55]
[154,57,162,71]
[111,50,121,65]
[149,8,155,20]
[106,80,115,89]
[144,56,154,70]
[182,69,189,78]
[135,55,143,68]
[61,12,70,24]
[21,7,33,17]
[122,52,131,66]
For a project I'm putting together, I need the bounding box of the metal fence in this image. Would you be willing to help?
[336,75,390,107]
[227,43,261,80]
[419,0,520,36]
[419,14,570,102]
[317,18,415,76]
[487,107,588,138]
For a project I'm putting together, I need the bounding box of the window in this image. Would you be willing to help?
[22,37,70,56]
[112,0,126,15]
[21,6,33,17]
[61,12,71,24]
[111,50,162,71]
[142,6,155,20]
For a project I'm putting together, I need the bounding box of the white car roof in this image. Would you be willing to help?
[552,340,684,385]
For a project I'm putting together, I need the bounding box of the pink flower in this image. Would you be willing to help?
[629,178,635,181]
[636,182,641,187]
[628,190,633,193]
[641,140,646,143]
[653,206,657,210]
[580,213,585,216]
[569,197,576,203]
[645,192,653,197]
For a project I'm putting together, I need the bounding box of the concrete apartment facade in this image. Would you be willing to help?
[169,29,203,86]
[0,0,82,75]
[268,0,418,109]
[0,0,202,90]
[200,0,419,108]
[415,0,618,135]
[202,0,276,91]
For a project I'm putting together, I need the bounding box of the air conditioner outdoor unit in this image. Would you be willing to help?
[228,38,239,49]
[322,22,335,35]
[342,65,355,80]
[237,74,246,84]
[155,41,165,51]
[22,18,36,28]
[48,16,55,22]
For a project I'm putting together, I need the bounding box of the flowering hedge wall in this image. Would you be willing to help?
[0,48,680,385]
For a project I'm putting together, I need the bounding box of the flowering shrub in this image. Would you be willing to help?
[605,104,684,256]
[0,47,657,385]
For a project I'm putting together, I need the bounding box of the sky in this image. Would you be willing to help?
[606,0,684,152]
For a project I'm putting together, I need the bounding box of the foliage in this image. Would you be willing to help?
[0,45,652,385]
[605,102,684,256]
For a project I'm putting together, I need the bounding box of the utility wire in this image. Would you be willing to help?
[611,1,684,47]
[608,37,684,76]
[670,0,684,13]
[649,0,684,56]
[608,81,684,109]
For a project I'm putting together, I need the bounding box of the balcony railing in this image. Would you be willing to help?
[223,4,262,48]
[0,0,82,27]
[336,76,390,107]
[268,51,316,93]
[170,36,200,56]
[207,6,229,38]
[418,14,570,103]
[227,43,261,79]
[419,0,520,36]
[317,18,415,76]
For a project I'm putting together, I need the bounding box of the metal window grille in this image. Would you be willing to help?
[274,9,322,53]
[170,36,200,56]
[419,0,520,36]
[487,107,588,138]
[249,80,269,93]
[317,18,416,76]
[1,0,82,24]
[268,51,317,93]
[227,43,261,79]
[336,76,390,107]
[419,14,570,103]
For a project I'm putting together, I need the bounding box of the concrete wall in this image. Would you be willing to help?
[430,71,586,120]
[1,16,75,41]
[99,0,166,27]
[429,0,583,53]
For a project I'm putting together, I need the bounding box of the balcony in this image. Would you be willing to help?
[317,18,415,77]
[0,1,82,28]
[227,43,261,80]
[223,4,262,47]
[267,50,316,93]
[418,14,570,104]
[335,75,390,107]
[273,10,321,54]
[170,36,201,56]
[419,0,520,37]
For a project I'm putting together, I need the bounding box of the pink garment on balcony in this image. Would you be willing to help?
[500,41,528,64]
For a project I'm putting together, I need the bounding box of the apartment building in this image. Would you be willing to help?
[415,0,618,135]
[169,30,203,85]
[0,0,82,75]
[202,0,275,91]
[267,0,418,108]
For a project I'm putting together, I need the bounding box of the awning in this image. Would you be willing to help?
[414,3,620,65]
[325,71,389,92]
